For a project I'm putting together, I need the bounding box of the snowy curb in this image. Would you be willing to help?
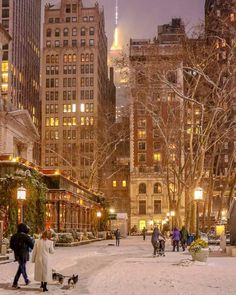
[55,238,105,247]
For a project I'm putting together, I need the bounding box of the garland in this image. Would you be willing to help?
[0,169,47,236]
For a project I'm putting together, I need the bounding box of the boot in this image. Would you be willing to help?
[43,282,48,292]
[40,282,44,289]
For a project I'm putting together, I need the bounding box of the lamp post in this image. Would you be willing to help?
[170,210,175,230]
[96,211,102,232]
[194,187,203,239]
[17,185,26,223]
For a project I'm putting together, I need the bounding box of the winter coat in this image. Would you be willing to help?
[180,228,189,241]
[10,223,34,263]
[31,239,54,282]
[172,229,181,241]
[115,230,121,239]
[151,228,159,243]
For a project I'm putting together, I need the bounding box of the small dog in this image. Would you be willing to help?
[68,274,79,288]
[52,271,65,284]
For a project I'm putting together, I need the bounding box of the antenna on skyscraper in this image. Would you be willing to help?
[115,0,118,26]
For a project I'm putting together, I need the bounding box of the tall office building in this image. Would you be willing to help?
[0,0,41,164]
[41,0,115,188]
[0,0,41,128]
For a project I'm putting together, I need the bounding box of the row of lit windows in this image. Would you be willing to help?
[46,27,95,38]
[138,129,161,139]
[112,180,127,188]
[138,153,161,162]
[63,104,77,113]
[46,39,95,48]
[45,90,94,101]
[80,116,94,126]
[49,15,95,23]
[45,157,58,166]
[80,103,94,113]
[46,53,94,64]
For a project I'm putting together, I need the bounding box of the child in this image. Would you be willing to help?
[158,232,166,256]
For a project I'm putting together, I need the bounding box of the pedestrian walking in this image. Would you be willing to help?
[151,227,160,256]
[180,226,189,251]
[142,227,147,241]
[114,228,121,246]
[172,227,181,252]
[10,223,34,289]
[31,229,54,292]
[158,232,166,256]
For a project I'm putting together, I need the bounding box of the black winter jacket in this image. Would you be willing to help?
[10,224,34,263]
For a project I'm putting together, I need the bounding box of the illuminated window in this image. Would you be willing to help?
[72,104,76,112]
[230,13,235,22]
[55,118,59,126]
[154,153,161,161]
[122,180,127,187]
[67,104,72,113]
[63,118,67,126]
[138,130,146,139]
[50,118,55,126]
[170,153,176,161]
[154,183,162,194]
[46,118,50,126]
[72,117,76,125]
[80,103,85,112]
[113,181,117,187]
[80,117,85,125]
[63,104,67,113]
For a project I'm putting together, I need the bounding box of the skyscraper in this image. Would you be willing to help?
[41,0,115,188]
[0,0,41,127]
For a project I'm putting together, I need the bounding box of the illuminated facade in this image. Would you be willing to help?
[0,0,41,128]
[129,19,185,231]
[41,0,115,188]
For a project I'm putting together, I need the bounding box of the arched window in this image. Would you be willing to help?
[90,53,94,62]
[46,55,50,63]
[46,28,51,37]
[72,54,77,62]
[55,28,60,37]
[72,27,77,36]
[89,27,95,35]
[63,54,68,63]
[85,53,89,62]
[139,183,146,194]
[68,54,72,62]
[154,183,162,194]
[55,55,59,63]
[63,27,69,37]
[81,27,86,36]
[51,55,55,63]
[81,54,85,62]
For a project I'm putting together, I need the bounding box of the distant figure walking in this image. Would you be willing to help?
[151,227,160,256]
[142,227,147,241]
[115,228,121,247]
[10,223,34,289]
[180,226,189,251]
[172,227,181,252]
[31,230,54,292]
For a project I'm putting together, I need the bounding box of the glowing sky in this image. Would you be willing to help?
[42,0,205,48]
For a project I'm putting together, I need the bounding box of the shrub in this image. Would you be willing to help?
[57,233,74,244]
[189,238,208,253]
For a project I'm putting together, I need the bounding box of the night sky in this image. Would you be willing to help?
[43,0,205,48]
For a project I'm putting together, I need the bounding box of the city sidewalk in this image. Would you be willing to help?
[0,237,235,294]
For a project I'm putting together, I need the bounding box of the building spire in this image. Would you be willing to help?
[111,0,121,51]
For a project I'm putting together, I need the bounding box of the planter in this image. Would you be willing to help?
[190,248,209,262]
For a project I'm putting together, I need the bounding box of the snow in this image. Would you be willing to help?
[0,237,236,294]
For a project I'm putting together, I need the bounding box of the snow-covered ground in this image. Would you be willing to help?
[0,236,236,295]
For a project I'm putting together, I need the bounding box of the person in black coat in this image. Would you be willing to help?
[114,228,121,246]
[10,223,34,289]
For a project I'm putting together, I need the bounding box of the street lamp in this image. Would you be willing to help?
[194,187,203,239]
[17,185,26,223]
[96,211,102,233]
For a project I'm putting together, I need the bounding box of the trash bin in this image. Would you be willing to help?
[187,234,195,246]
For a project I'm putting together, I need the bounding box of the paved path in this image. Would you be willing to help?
[0,236,235,295]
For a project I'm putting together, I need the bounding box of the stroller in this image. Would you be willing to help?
[157,234,166,256]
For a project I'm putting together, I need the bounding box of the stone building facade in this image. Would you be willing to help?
[41,0,115,188]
